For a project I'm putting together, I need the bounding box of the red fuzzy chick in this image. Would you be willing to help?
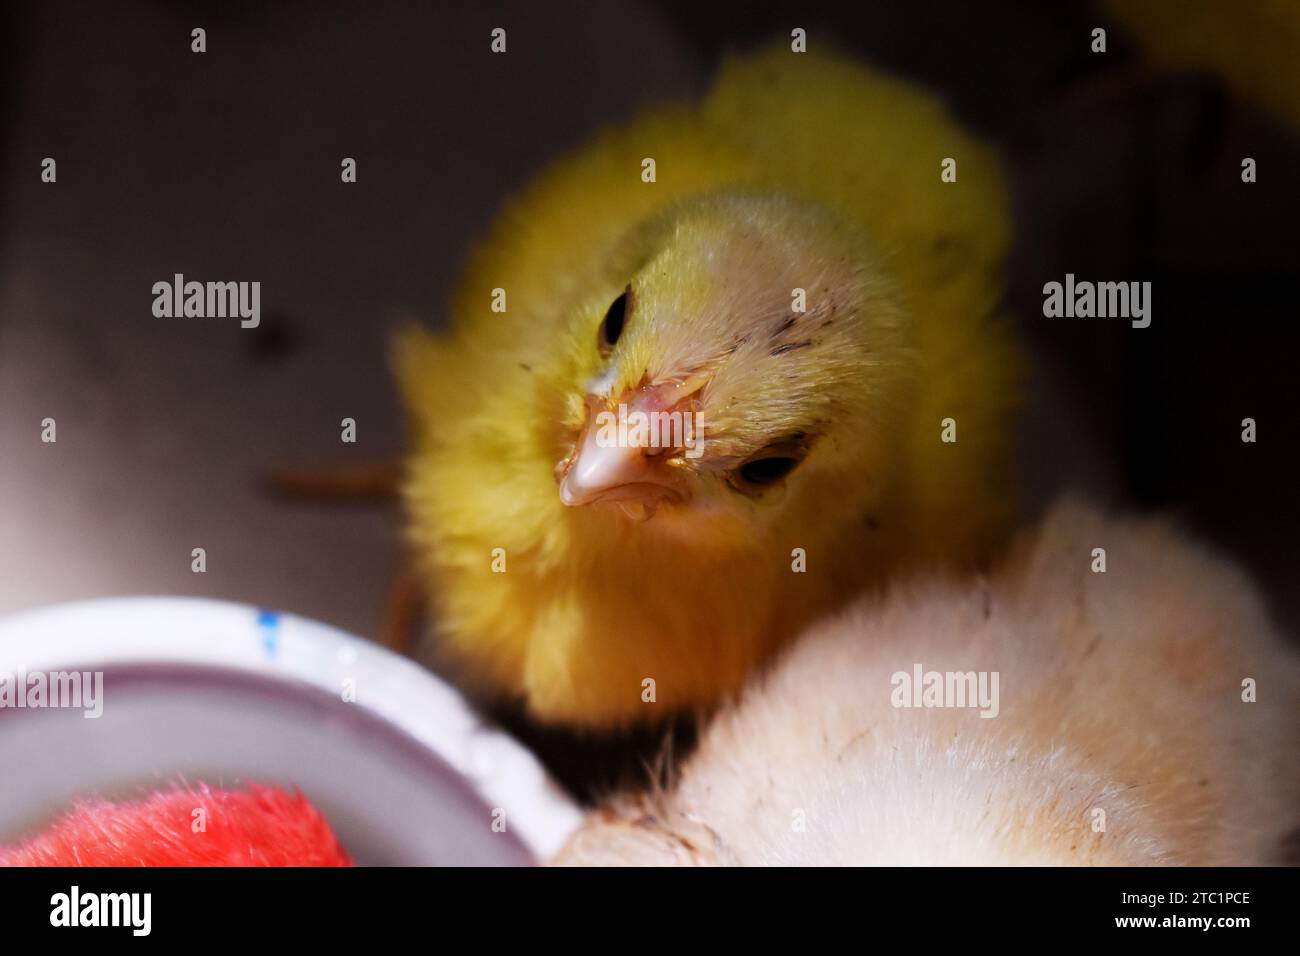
[0,784,351,867]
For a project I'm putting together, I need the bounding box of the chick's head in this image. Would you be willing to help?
[550,193,916,547]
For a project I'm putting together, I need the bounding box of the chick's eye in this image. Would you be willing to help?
[598,286,630,355]
[738,456,801,486]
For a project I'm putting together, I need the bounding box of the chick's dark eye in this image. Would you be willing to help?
[598,286,630,354]
[738,456,800,486]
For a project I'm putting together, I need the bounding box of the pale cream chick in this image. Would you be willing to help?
[555,501,1299,865]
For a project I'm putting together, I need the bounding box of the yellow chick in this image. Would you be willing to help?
[396,46,1020,727]
[1102,0,1300,132]
[555,500,1300,865]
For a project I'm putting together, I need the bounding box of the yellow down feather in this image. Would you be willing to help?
[396,46,1021,727]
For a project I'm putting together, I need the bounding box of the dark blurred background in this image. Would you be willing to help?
[2,1,1297,649]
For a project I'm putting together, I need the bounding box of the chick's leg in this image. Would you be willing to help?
[379,558,426,655]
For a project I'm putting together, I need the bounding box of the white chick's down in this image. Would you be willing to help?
[554,500,1299,866]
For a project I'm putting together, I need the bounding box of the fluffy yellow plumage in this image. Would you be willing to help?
[396,46,1021,727]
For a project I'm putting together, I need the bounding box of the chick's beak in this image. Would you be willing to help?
[557,381,703,519]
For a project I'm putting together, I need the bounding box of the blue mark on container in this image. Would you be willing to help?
[257,609,280,659]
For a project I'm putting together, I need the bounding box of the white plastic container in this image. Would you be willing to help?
[0,597,581,865]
